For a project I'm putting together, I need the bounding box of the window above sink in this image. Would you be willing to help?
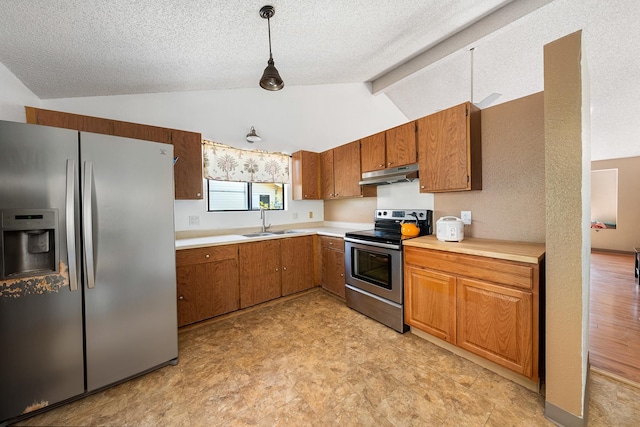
[207,180,285,212]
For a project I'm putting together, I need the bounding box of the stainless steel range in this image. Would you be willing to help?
[344,209,432,333]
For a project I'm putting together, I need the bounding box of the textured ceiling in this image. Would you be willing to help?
[0,0,517,99]
[2,1,639,161]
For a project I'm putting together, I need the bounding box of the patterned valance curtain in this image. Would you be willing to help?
[202,139,290,183]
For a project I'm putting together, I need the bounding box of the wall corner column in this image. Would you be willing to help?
[543,30,591,426]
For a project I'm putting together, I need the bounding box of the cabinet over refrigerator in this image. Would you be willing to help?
[0,120,178,424]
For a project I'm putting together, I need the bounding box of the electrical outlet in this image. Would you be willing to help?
[188,215,200,226]
[292,212,298,220]
[309,211,313,219]
[461,211,472,225]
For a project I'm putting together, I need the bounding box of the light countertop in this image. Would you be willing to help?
[403,235,545,264]
[175,226,367,250]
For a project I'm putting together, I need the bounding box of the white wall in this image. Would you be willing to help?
[376,181,435,212]
[0,62,40,122]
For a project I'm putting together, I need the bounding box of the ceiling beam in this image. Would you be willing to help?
[370,0,556,94]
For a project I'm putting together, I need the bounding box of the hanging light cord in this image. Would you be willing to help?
[267,14,273,60]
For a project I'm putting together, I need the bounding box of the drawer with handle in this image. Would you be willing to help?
[320,236,345,251]
[176,245,238,266]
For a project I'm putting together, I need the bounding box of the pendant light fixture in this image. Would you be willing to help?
[246,126,261,143]
[259,5,284,91]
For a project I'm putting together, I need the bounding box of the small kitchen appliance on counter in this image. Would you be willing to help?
[436,216,465,242]
[344,209,432,333]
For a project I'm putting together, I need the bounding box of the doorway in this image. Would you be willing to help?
[589,251,640,384]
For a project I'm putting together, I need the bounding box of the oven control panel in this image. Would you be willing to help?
[375,209,429,220]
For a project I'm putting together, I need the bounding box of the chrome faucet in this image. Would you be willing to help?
[260,208,271,232]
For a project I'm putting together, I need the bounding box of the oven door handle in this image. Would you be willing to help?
[344,237,401,251]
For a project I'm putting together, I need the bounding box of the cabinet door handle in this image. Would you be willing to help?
[283,266,287,271]
[329,242,333,246]
[275,268,279,272]
[205,254,210,259]
[378,164,384,167]
[387,162,392,166]
[196,192,202,197]
[421,185,425,189]
[340,273,344,277]
[178,295,184,300]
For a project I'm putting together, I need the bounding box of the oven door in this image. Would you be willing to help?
[344,239,403,304]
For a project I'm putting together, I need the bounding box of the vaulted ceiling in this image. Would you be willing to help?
[1,0,639,161]
[0,0,521,98]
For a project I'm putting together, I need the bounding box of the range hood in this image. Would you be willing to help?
[359,164,419,186]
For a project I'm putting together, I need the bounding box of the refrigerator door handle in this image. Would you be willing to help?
[66,159,78,292]
[83,161,96,289]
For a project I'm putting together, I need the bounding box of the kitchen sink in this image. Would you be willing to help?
[241,232,275,237]
[241,230,302,238]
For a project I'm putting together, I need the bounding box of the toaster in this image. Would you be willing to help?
[436,216,465,242]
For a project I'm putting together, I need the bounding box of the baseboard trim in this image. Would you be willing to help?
[544,402,586,427]
[544,357,591,427]
[590,248,633,255]
[590,366,640,389]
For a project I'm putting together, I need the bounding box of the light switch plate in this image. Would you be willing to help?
[461,211,472,225]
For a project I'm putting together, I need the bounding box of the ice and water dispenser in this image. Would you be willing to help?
[1,209,59,279]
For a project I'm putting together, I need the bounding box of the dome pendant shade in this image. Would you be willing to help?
[258,5,284,91]
[260,56,284,90]
[246,126,261,143]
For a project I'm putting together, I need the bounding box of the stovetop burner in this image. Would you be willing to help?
[345,209,433,245]
[343,229,413,245]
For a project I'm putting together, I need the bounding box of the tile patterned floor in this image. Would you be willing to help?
[14,289,640,426]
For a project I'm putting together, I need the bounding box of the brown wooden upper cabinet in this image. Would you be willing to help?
[360,122,417,173]
[291,150,320,200]
[320,141,374,200]
[416,102,481,192]
[320,149,335,199]
[25,107,204,200]
[359,132,386,172]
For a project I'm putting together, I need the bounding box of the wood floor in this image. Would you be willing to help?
[590,251,640,383]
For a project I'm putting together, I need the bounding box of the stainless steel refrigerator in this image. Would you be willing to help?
[0,120,178,423]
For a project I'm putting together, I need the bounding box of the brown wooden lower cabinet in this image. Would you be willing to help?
[404,266,456,343]
[240,236,316,309]
[176,245,239,327]
[404,245,541,380]
[175,235,320,325]
[457,277,533,377]
[320,236,345,298]
[281,235,315,296]
[239,240,282,309]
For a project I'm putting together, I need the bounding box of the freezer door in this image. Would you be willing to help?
[80,132,178,391]
[0,121,84,422]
